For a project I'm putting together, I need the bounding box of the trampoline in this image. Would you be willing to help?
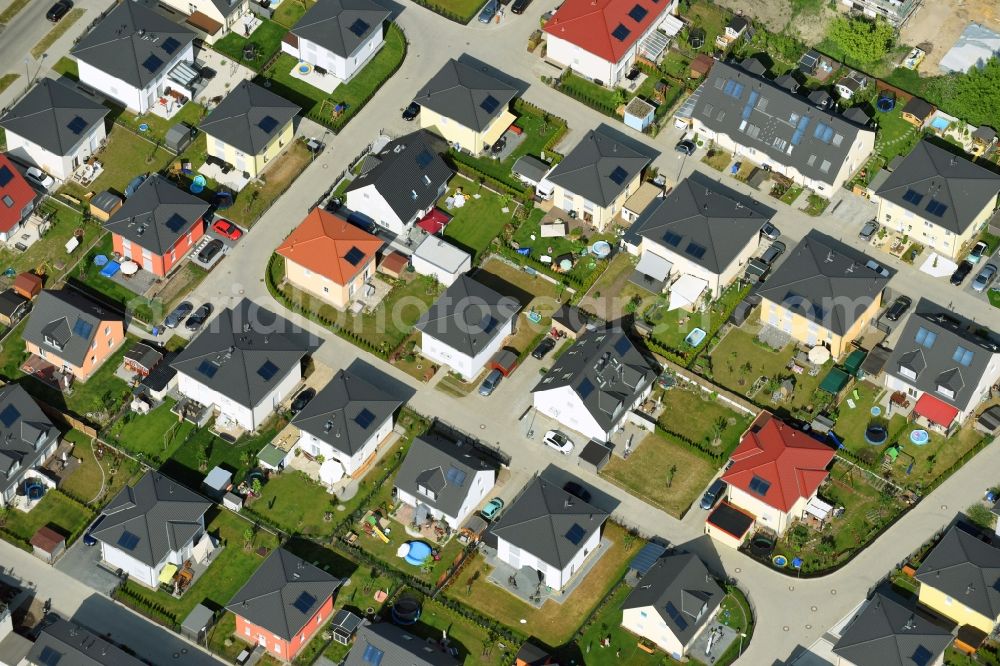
[749,535,775,558]
[910,429,930,446]
[590,240,611,259]
[402,541,432,566]
[213,191,234,210]
[100,260,121,278]
[390,596,421,625]
[93,254,109,267]
[190,175,207,194]
[876,93,895,112]
[864,423,888,446]
[24,480,44,500]
[685,328,707,347]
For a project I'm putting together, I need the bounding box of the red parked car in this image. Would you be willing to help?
[212,219,243,240]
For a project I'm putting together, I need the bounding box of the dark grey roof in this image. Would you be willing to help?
[532,327,657,433]
[124,341,163,371]
[630,173,770,273]
[974,126,998,143]
[757,234,889,336]
[142,351,178,392]
[171,299,320,408]
[843,106,871,127]
[199,81,300,155]
[551,303,590,334]
[344,131,452,225]
[728,15,749,32]
[71,1,195,90]
[622,553,725,646]
[773,73,799,93]
[916,525,1000,619]
[0,289,28,319]
[514,643,551,666]
[226,548,341,640]
[291,368,402,456]
[884,308,999,412]
[512,155,551,183]
[0,79,108,156]
[27,617,146,666]
[209,0,246,18]
[0,384,57,497]
[291,0,389,59]
[104,174,209,256]
[874,140,1000,235]
[490,476,608,569]
[394,432,499,518]
[740,57,766,76]
[345,623,456,666]
[832,592,953,666]
[414,59,518,133]
[901,96,934,120]
[546,126,654,207]
[91,471,211,568]
[692,61,871,186]
[416,275,520,357]
[23,289,124,367]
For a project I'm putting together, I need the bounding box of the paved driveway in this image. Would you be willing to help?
[55,540,120,595]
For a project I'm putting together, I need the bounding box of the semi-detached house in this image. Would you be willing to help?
[0,384,59,509]
[281,0,390,83]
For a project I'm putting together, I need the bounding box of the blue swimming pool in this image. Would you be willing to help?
[685,328,707,347]
[930,117,950,131]
[403,541,432,566]
[100,260,121,278]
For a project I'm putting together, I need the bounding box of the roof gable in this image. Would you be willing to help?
[542,0,671,62]
[23,289,123,367]
[199,80,300,155]
[0,79,109,156]
[277,208,383,285]
[104,174,209,255]
[416,275,521,356]
[291,0,389,58]
[394,432,500,517]
[414,59,518,133]
[546,126,654,207]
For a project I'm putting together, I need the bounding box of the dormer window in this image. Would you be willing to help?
[898,365,917,380]
[936,385,955,399]
[43,335,63,351]
[417,484,437,500]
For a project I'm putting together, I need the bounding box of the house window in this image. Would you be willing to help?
[418,484,437,500]
[244,626,251,636]
[639,610,648,618]
[90,341,96,350]
[323,286,329,293]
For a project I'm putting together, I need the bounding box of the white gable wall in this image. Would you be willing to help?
[177,364,301,431]
[77,41,195,114]
[622,608,685,658]
[284,26,385,82]
[345,184,407,234]
[419,316,513,381]
[533,384,607,441]
[411,252,471,287]
[884,353,1000,425]
[99,517,204,589]
[496,526,600,589]
[296,414,394,477]
[396,468,495,528]
[5,121,106,180]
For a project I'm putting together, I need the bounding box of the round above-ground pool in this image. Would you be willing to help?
[391,596,421,625]
[297,61,312,75]
[403,541,432,566]
[910,429,930,446]
[93,254,108,267]
[772,555,788,568]
[870,406,882,417]
[865,423,888,446]
[590,240,611,259]
[138,123,149,132]
[685,328,707,347]
[190,174,207,194]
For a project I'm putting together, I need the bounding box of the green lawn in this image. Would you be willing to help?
[251,471,340,539]
[104,399,195,465]
[657,387,752,455]
[447,522,640,645]
[602,432,719,518]
[701,148,732,172]
[261,24,406,130]
[71,233,158,323]
[510,208,613,283]
[114,102,206,147]
[642,282,748,353]
[60,431,144,503]
[0,0,31,23]
[51,56,77,79]
[441,180,516,260]
[567,583,665,665]
[116,508,280,623]
[357,526,465,587]
[678,1,729,55]
[2,490,94,544]
[272,0,311,27]
[213,19,287,72]
[398,594,508,665]
[874,106,922,163]
[224,141,313,227]
[0,200,94,284]
[556,72,621,114]
[0,73,18,97]
[660,50,692,79]
[60,125,173,200]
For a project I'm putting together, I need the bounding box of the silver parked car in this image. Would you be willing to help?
[973,263,997,292]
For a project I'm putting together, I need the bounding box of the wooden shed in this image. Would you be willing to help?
[690,53,714,78]
[30,526,66,564]
[13,272,42,300]
[88,190,123,222]
[0,289,30,327]
[378,251,409,278]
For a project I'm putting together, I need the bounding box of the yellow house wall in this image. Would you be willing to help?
[420,108,480,152]
[206,120,294,178]
[876,197,994,261]
[551,175,640,232]
[918,584,997,634]
[284,257,373,310]
[758,293,882,359]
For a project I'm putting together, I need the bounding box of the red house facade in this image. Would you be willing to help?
[0,154,37,243]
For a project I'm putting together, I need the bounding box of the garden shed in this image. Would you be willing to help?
[181,603,215,643]
[30,526,65,564]
[578,439,612,474]
[624,97,656,132]
[166,122,197,153]
[819,367,851,395]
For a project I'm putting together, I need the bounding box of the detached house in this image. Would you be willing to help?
[621,553,724,660]
[415,275,521,381]
[885,307,1000,433]
[757,234,889,359]
[227,548,342,662]
[276,208,384,310]
[200,80,300,181]
[344,131,452,235]
[626,173,772,300]
[712,412,835,540]
[0,79,109,180]
[282,0,390,83]
[916,525,1000,634]
[394,432,499,529]
[832,591,954,666]
[158,0,250,44]
[874,140,1000,261]
[532,327,657,442]
[171,299,320,431]
[104,174,209,277]
[543,0,679,87]
[291,368,402,481]
[543,125,655,231]
[23,289,125,382]
[491,477,609,590]
[71,1,197,114]
[346,623,458,666]
[90,471,212,589]
[0,154,38,243]
[0,384,59,509]
[414,59,518,154]
[688,60,875,193]
[28,617,148,666]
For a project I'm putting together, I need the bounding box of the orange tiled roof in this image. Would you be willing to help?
[276,209,383,286]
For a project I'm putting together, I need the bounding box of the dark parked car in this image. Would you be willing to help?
[885,295,911,322]
[563,481,591,503]
[164,301,193,329]
[479,369,503,396]
[675,139,696,156]
[290,387,316,414]
[511,0,531,13]
[859,219,879,242]
[759,240,786,266]
[699,478,727,510]
[198,239,225,263]
[491,136,507,155]
[47,0,72,21]
[531,337,556,359]
[185,304,213,331]
[625,66,641,81]
[478,0,497,23]
[951,260,974,285]
[402,102,420,121]
[83,514,105,546]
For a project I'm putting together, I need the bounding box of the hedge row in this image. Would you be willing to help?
[405,0,478,24]
[0,526,31,552]
[113,584,180,631]
[655,423,729,464]
[450,158,529,199]
[496,244,586,289]
[52,488,99,547]
[553,79,619,117]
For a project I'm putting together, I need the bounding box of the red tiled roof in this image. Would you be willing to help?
[722,412,835,513]
[914,393,960,427]
[416,208,452,234]
[543,0,672,63]
[0,154,36,234]
[276,209,383,286]
[30,526,65,552]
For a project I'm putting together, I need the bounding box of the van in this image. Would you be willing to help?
[700,479,727,510]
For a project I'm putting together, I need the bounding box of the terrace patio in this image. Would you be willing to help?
[21,354,73,392]
[287,61,343,95]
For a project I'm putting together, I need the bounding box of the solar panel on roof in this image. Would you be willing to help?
[0,404,19,428]
[165,213,189,233]
[952,345,974,367]
[142,54,164,73]
[565,523,586,545]
[292,591,317,614]
[354,408,376,429]
[629,541,667,574]
[162,37,181,54]
[664,231,682,247]
[609,166,628,186]
[344,247,366,266]
[902,189,924,205]
[198,360,219,378]
[911,645,933,666]
[628,4,648,21]
[612,23,631,41]
[578,377,595,398]
[72,318,93,339]
[0,166,12,187]
[257,360,279,381]
[445,466,467,487]
[349,18,370,37]
[748,475,770,496]
[415,149,433,168]
[915,326,937,348]
[363,644,384,665]
[925,200,948,217]
[685,242,707,260]
[614,336,631,356]
[38,646,61,666]
[665,601,689,631]
[66,116,88,135]
[117,530,140,551]
[480,95,500,114]
[257,115,279,133]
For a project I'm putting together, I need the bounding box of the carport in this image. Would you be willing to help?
[578,439,612,474]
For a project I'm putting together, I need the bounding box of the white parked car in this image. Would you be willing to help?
[24,167,55,191]
[542,430,574,455]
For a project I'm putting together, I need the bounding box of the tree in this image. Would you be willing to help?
[242,527,254,551]
[926,58,1000,130]
[827,16,895,66]
[251,477,263,497]
[666,464,678,488]
[966,503,996,531]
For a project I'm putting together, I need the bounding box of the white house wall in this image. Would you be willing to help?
[345,184,406,235]
[622,608,685,659]
[5,122,106,180]
[177,364,301,431]
[77,42,194,113]
[292,27,385,81]
[884,355,1000,424]
[496,526,600,589]
[411,253,471,286]
[533,384,607,441]
[296,415,393,476]
[419,317,513,381]
[396,468,495,528]
[639,238,761,299]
